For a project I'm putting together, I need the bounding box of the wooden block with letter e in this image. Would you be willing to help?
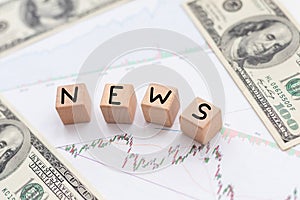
[141,83,180,127]
[100,84,137,124]
[55,83,91,125]
[180,97,222,144]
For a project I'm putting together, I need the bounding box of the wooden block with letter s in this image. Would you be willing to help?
[100,84,137,124]
[55,83,91,125]
[141,83,180,127]
[180,97,222,144]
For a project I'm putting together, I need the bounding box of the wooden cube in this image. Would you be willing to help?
[141,83,180,127]
[180,97,222,144]
[55,83,91,125]
[100,84,137,124]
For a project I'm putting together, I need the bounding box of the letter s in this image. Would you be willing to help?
[192,103,211,120]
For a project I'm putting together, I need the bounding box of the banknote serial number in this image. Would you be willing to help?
[270,82,296,111]
[2,188,16,200]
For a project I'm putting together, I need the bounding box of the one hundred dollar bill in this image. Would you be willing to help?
[0,0,129,57]
[0,96,103,199]
[184,0,300,150]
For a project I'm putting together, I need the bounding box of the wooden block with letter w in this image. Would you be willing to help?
[141,83,180,127]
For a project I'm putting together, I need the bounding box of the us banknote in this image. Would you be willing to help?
[184,0,300,150]
[0,0,128,57]
[0,96,103,199]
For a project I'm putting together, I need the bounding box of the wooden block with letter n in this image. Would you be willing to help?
[100,84,137,124]
[180,97,222,144]
[141,83,180,127]
[55,83,91,125]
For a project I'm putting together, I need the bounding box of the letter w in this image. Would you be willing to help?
[150,87,172,104]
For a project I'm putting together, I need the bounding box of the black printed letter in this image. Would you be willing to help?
[192,103,211,120]
[109,86,123,105]
[150,87,172,104]
[61,87,78,104]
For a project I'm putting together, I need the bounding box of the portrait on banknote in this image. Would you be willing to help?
[20,0,77,30]
[221,16,299,69]
[0,120,31,180]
